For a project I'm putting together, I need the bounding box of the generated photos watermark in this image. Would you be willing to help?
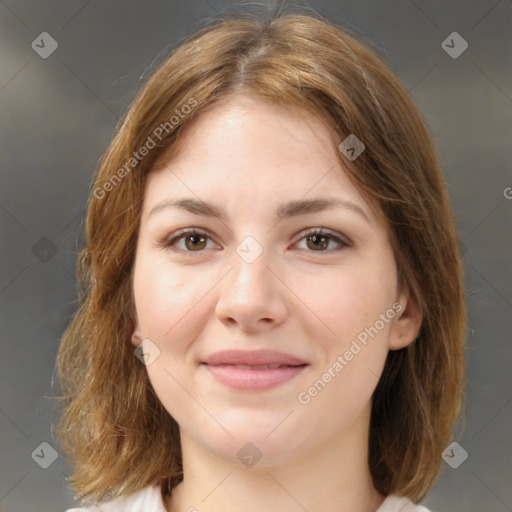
[93,97,197,200]
[297,301,403,405]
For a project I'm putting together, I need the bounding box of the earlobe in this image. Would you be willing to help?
[131,327,143,348]
[388,292,423,351]
[130,307,143,348]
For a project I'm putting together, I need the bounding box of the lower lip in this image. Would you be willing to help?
[202,364,308,390]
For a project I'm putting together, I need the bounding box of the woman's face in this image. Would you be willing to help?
[131,94,420,466]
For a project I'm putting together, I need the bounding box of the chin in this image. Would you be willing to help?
[195,417,311,467]
[208,438,306,468]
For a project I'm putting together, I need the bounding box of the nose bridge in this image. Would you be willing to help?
[229,234,271,293]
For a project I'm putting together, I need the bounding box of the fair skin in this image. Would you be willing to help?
[131,94,422,512]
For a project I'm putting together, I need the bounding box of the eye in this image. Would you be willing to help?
[157,228,218,253]
[293,227,350,253]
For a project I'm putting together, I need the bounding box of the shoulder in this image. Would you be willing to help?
[377,494,434,512]
[64,484,166,512]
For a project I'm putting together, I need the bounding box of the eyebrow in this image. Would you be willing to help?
[147,196,372,226]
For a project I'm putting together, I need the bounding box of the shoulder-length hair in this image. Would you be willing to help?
[54,5,467,506]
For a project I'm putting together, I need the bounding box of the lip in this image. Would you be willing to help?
[201,349,309,391]
[203,349,308,366]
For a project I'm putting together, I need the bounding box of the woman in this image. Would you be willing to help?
[56,6,466,512]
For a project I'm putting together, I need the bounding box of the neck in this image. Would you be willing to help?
[166,402,386,512]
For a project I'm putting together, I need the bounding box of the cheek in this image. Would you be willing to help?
[133,257,209,418]
[307,261,396,341]
[133,256,198,337]
[301,258,396,406]
[297,268,393,422]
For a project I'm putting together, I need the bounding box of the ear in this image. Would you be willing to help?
[130,306,143,348]
[388,290,423,351]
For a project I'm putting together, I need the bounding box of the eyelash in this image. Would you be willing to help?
[156,227,351,256]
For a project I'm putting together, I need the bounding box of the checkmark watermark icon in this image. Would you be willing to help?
[236,236,264,264]
[442,441,468,469]
[31,32,58,59]
[338,134,365,161]
[31,441,59,469]
[441,32,468,59]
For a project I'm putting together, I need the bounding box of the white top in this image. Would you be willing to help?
[65,484,433,512]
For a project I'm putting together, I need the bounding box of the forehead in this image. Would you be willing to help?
[143,94,381,224]
[151,94,338,173]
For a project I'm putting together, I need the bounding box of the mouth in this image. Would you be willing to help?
[201,349,309,390]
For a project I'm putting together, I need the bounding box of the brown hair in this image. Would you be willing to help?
[53,4,467,506]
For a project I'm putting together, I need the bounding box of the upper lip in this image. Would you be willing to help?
[202,349,308,366]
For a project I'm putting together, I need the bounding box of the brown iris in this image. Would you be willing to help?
[306,234,329,251]
[185,233,207,251]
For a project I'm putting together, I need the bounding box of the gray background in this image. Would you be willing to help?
[0,1,511,511]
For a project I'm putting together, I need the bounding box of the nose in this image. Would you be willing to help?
[214,245,288,333]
